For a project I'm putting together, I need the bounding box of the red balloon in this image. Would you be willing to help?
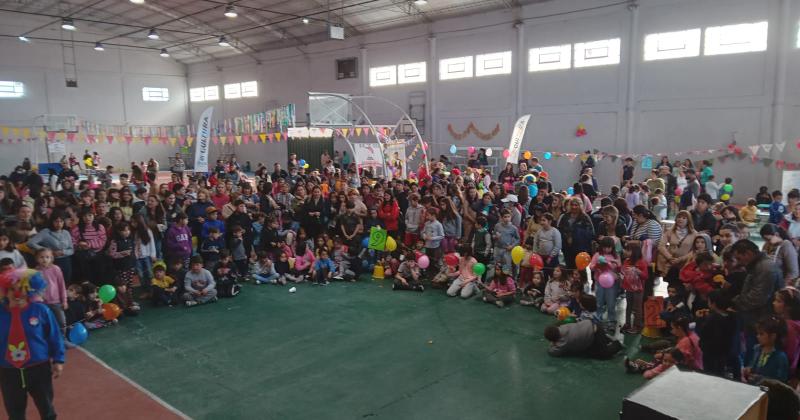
[444,253,460,267]
[529,254,544,270]
[575,252,591,270]
[451,168,461,176]
[539,171,549,180]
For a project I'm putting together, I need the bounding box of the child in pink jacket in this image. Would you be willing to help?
[589,237,621,333]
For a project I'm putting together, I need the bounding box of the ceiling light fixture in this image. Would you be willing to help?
[224,4,238,18]
[218,35,231,47]
[160,48,170,58]
[129,0,145,4]
[414,0,428,5]
[94,42,104,51]
[147,28,159,40]
[18,36,29,42]
[61,18,76,31]
[302,17,310,24]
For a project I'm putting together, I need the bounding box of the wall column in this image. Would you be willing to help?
[515,22,525,119]
[770,0,790,188]
[624,2,640,155]
[428,36,437,143]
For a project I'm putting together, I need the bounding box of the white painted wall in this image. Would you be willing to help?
[0,12,189,171]
[5,0,799,200]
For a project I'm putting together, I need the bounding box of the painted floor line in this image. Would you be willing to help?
[77,347,193,420]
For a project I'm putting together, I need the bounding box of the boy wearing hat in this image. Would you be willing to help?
[201,207,225,240]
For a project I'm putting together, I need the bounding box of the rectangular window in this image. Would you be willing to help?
[644,28,701,61]
[529,44,571,72]
[398,62,426,84]
[704,21,768,56]
[476,51,512,77]
[141,87,169,102]
[241,81,258,97]
[369,65,397,87]
[574,38,621,68]
[204,85,219,101]
[0,81,24,98]
[190,87,205,102]
[439,56,473,80]
[224,83,241,99]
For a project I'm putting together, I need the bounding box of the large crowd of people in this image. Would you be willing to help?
[2,147,800,418]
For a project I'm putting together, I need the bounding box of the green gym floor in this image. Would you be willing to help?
[83,278,646,420]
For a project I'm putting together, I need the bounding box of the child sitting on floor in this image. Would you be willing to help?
[541,265,570,314]
[250,250,282,285]
[482,266,516,308]
[213,251,242,297]
[310,248,336,285]
[446,245,479,299]
[393,250,424,292]
[625,348,683,379]
[80,282,117,329]
[520,271,545,307]
[151,264,177,306]
[183,256,217,307]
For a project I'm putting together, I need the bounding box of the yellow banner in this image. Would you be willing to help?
[259,133,267,143]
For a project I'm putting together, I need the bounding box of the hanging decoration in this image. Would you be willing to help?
[447,122,501,141]
[575,123,587,137]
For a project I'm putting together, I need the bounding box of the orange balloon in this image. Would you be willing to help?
[575,252,591,270]
[102,303,122,321]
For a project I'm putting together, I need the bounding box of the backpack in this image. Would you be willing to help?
[216,275,241,298]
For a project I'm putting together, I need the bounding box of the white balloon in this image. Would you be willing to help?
[289,287,297,293]
[485,148,493,156]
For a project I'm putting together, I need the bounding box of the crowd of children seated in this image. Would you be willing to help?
[2,149,800,398]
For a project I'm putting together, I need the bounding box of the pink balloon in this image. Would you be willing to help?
[598,271,615,288]
[502,149,510,158]
[467,146,476,155]
[417,255,430,269]
[422,141,428,151]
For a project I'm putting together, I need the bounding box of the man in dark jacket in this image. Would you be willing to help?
[691,193,717,235]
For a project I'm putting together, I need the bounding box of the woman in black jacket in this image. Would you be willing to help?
[302,185,327,239]
[557,197,596,269]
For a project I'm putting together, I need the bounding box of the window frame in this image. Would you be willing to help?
[573,38,621,68]
[704,21,768,56]
[369,65,397,87]
[475,51,512,77]
[528,44,572,72]
[397,62,426,85]
[0,81,24,99]
[439,56,474,80]
[240,81,258,98]
[204,85,219,101]
[643,28,702,61]
[141,87,170,102]
[224,83,242,99]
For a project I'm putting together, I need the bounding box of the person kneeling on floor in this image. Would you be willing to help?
[544,319,622,359]
[183,256,217,307]
[393,250,424,292]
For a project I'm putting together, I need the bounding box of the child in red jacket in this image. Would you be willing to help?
[621,242,649,334]
[679,251,720,299]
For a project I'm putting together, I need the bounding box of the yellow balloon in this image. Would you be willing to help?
[674,196,681,204]
[511,245,525,265]
[385,236,397,252]
[720,194,730,201]
[523,151,532,160]
[288,257,296,270]
[303,163,309,169]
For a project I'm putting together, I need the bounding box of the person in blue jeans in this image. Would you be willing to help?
[589,237,621,334]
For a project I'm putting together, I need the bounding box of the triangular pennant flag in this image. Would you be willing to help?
[567,154,577,162]
[144,136,151,145]
[364,127,371,136]
[242,134,249,144]
[335,129,342,137]
[776,160,785,169]
[355,127,362,137]
[178,136,186,146]
[187,136,194,146]
[751,156,759,163]
[107,135,115,144]
[776,142,786,152]
[159,136,168,145]
[22,128,30,139]
[124,135,132,144]
[267,133,274,142]
[259,133,267,143]
[342,128,350,137]
[86,134,95,143]
[0,126,8,138]
[66,132,76,142]
[762,144,773,153]
[748,145,760,156]
[11,128,20,139]
[788,163,797,170]
[235,135,242,145]
[169,137,177,146]
[0,139,4,144]
[47,132,56,141]
[275,133,282,142]
[220,136,227,145]
[212,136,220,145]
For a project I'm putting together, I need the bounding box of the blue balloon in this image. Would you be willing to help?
[68,323,88,345]
[298,159,306,167]
[528,184,538,197]
[544,152,552,160]
[362,237,370,248]
[449,144,457,155]
[567,187,574,195]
